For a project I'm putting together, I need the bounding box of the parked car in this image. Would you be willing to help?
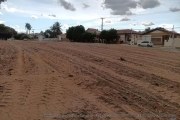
[138,41,153,47]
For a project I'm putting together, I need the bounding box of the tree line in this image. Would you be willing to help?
[41,22,62,38]
[66,25,118,44]
[66,25,96,42]
[0,24,17,40]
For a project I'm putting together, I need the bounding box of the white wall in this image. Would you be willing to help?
[38,35,44,41]
[130,35,143,45]
[120,35,125,42]
[142,35,151,41]
[164,38,180,47]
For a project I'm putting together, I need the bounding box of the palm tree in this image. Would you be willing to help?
[50,22,62,38]
[25,23,32,35]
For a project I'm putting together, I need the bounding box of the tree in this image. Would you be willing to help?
[100,29,118,44]
[82,32,96,42]
[25,23,32,35]
[72,25,85,42]
[0,24,17,39]
[145,27,151,32]
[40,31,44,34]
[44,29,53,38]
[100,30,108,40]
[14,33,30,40]
[66,27,75,41]
[50,22,62,38]
[66,25,85,42]
[106,29,118,43]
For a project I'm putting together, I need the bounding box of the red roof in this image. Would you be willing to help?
[142,27,180,35]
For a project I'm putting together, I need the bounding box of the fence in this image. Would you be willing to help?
[164,38,180,47]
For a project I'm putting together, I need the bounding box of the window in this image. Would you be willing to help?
[151,38,161,42]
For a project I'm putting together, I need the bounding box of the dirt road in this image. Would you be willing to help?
[0,41,179,120]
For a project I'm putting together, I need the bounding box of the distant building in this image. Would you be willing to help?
[86,28,101,43]
[86,28,100,35]
[142,27,180,45]
[38,34,45,41]
[58,33,69,42]
[117,29,142,44]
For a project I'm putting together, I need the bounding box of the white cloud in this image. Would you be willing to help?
[158,24,173,28]
[0,12,3,15]
[31,15,38,19]
[0,20,6,24]
[15,25,20,29]
[3,6,17,12]
[117,17,131,22]
[9,25,25,33]
[142,22,154,26]
[2,3,24,13]
[62,24,69,30]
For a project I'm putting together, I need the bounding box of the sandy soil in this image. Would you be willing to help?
[0,41,180,120]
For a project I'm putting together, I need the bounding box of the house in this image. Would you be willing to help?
[141,27,180,45]
[38,34,45,41]
[117,29,142,44]
[58,33,69,42]
[86,28,100,35]
[86,28,101,43]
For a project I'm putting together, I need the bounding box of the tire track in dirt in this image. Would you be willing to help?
[35,42,180,119]
[29,43,179,120]
[27,44,123,119]
[26,44,137,120]
[1,41,179,120]
[1,41,124,120]
[57,43,180,74]
[0,42,17,76]
[56,44,180,84]
[68,43,180,72]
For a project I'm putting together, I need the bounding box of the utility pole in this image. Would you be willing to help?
[131,28,133,45]
[172,25,174,48]
[101,18,105,31]
[32,29,34,40]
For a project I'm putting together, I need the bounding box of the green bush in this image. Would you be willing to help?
[14,33,30,40]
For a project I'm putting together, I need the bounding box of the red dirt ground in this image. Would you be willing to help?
[0,41,180,120]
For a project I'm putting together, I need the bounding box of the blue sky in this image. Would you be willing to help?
[0,0,180,33]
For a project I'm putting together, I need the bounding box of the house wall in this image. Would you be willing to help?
[130,34,142,45]
[119,35,125,42]
[38,35,44,41]
[151,37,162,45]
[143,30,172,45]
[164,38,180,47]
[142,35,151,41]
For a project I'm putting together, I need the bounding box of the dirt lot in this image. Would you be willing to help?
[0,41,180,120]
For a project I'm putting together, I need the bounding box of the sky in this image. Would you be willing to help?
[0,0,180,33]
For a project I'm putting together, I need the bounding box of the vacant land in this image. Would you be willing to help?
[0,41,180,120]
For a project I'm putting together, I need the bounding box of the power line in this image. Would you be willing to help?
[65,10,176,27]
